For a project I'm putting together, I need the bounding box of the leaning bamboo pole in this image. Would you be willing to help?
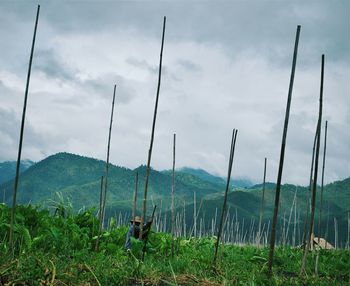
[140,16,166,239]
[300,54,324,275]
[257,157,267,246]
[171,134,176,255]
[268,25,301,274]
[10,5,40,248]
[213,128,238,266]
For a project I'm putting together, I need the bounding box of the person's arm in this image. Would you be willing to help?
[124,225,133,250]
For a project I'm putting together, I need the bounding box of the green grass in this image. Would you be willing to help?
[1,204,349,285]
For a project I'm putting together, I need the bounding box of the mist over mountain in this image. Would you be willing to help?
[0,160,35,184]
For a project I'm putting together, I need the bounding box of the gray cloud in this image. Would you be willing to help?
[0,0,349,185]
[126,58,158,75]
[35,48,76,81]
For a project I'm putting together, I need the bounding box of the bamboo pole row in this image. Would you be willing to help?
[107,203,348,247]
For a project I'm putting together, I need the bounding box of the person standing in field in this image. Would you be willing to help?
[124,215,153,250]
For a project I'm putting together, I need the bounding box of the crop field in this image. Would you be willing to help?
[1,204,349,285]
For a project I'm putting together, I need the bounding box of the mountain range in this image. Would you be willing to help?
[1,152,349,246]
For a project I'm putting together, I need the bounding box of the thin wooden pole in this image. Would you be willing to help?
[140,16,166,239]
[98,176,104,223]
[347,212,350,249]
[171,134,176,255]
[101,84,117,228]
[301,54,324,275]
[317,120,328,242]
[268,25,301,274]
[315,120,328,275]
[132,172,139,237]
[257,157,267,246]
[302,129,318,249]
[213,129,238,265]
[95,176,104,251]
[10,5,40,247]
[193,191,197,237]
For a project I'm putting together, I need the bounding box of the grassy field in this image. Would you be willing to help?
[1,204,349,285]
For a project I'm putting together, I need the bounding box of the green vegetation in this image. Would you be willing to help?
[0,204,350,285]
[1,204,349,285]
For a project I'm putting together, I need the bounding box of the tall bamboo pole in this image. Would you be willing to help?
[301,54,324,274]
[268,25,301,274]
[10,5,40,247]
[257,157,267,246]
[213,129,238,266]
[132,172,139,237]
[171,134,176,255]
[140,16,166,239]
[101,84,117,228]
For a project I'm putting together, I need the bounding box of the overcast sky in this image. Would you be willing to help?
[0,1,349,185]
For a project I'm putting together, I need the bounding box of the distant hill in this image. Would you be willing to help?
[1,153,223,211]
[0,160,35,184]
[177,167,254,188]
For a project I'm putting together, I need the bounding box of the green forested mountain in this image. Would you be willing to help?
[1,152,349,246]
[1,153,223,211]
